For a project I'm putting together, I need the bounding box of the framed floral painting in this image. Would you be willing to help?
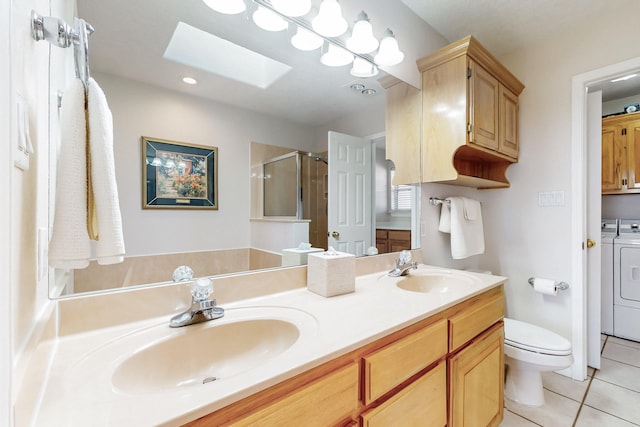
[142,136,218,209]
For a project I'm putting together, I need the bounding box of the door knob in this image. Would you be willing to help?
[330,231,340,238]
[586,239,596,248]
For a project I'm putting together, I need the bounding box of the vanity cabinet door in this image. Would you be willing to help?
[449,322,504,427]
[361,361,447,427]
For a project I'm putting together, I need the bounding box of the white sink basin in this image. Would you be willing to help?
[112,318,301,393]
[69,307,318,396]
[395,270,480,294]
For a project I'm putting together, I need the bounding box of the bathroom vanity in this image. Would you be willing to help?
[17,261,506,427]
[188,285,504,427]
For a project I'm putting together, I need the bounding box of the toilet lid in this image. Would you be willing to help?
[504,318,572,356]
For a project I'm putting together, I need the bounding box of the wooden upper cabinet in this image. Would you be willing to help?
[417,36,524,189]
[602,113,640,194]
[380,75,421,185]
[470,61,500,152]
[602,123,623,192]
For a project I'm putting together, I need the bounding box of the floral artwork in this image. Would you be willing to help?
[142,137,218,209]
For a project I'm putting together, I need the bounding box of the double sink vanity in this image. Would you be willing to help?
[19,253,506,426]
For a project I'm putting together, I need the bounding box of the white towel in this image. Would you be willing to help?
[49,78,125,269]
[438,203,451,233]
[440,197,485,259]
[49,79,91,269]
[87,78,125,265]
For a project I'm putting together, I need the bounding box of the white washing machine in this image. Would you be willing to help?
[614,220,640,342]
[601,218,617,335]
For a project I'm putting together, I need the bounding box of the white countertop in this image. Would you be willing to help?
[30,265,505,426]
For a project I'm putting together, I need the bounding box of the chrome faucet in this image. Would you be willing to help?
[388,250,418,277]
[169,268,224,328]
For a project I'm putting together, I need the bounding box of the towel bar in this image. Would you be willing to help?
[527,277,570,291]
[429,197,450,206]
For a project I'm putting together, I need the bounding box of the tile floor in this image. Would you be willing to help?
[500,335,640,426]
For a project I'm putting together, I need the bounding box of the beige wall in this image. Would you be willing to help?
[480,2,640,339]
[95,72,321,257]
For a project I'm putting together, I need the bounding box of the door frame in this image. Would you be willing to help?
[571,56,640,380]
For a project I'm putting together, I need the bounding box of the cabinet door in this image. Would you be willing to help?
[361,361,446,427]
[499,85,519,158]
[602,124,624,192]
[385,81,422,185]
[470,61,499,151]
[626,120,640,191]
[449,323,504,427]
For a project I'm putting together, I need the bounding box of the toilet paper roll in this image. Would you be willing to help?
[533,277,558,296]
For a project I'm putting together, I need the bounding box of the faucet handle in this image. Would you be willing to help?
[399,250,412,265]
[173,265,194,282]
[191,277,213,301]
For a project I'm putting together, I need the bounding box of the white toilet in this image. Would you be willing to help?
[504,317,573,406]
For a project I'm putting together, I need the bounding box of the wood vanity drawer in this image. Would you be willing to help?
[449,288,504,352]
[362,318,448,404]
[229,362,359,427]
[361,361,446,427]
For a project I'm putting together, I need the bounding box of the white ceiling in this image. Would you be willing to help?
[79,0,640,127]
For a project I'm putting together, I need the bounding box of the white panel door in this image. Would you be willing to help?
[327,131,373,257]
[587,90,602,369]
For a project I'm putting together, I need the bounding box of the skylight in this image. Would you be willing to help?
[163,22,292,89]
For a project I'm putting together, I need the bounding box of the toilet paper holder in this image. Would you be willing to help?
[528,277,570,291]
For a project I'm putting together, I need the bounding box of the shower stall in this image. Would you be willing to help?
[262,151,328,249]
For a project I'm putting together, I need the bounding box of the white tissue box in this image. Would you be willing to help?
[307,250,355,297]
[281,247,324,267]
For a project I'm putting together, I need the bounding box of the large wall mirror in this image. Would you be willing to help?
[49,0,421,298]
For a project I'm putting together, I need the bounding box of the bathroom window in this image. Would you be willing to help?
[387,163,412,213]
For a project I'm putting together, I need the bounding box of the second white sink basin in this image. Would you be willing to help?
[396,270,479,294]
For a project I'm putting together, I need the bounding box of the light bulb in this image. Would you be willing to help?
[374,28,404,66]
[346,11,379,54]
[350,57,378,78]
[270,0,311,17]
[312,0,348,38]
[253,6,288,31]
[291,27,324,51]
[320,44,354,67]
[202,0,246,15]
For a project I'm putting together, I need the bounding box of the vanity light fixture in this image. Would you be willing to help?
[346,12,379,54]
[374,29,404,67]
[182,76,197,85]
[321,44,354,67]
[252,5,288,32]
[202,0,246,15]
[201,0,405,80]
[312,0,348,38]
[291,27,323,51]
[350,57,378,78]
[270,0,311,17]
